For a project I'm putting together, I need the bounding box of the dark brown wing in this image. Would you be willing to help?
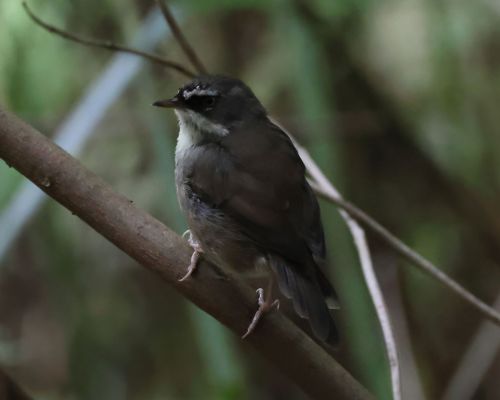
[223,122,324,263]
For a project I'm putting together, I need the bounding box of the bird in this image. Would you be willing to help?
[153,75,339,345]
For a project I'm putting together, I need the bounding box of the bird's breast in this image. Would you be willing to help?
[175,120,201,163]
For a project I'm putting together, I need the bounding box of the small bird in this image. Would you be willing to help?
[154,75,339,345]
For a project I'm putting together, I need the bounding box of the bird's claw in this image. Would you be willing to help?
[241,288,280,339]
[179,231,204,282]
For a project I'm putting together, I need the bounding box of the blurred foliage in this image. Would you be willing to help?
[1,0,500,399]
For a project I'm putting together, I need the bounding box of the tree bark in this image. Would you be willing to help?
[0,107,373,400]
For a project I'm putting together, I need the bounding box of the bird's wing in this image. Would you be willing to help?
[187,120,323,267]
[224,121,339,309]
[185,121,339,343]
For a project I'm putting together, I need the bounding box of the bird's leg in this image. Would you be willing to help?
[179,230,204,282]
[242,277,280,339]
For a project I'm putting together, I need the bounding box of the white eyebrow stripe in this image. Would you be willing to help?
[183,86,218,99]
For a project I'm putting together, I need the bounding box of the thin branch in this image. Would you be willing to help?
[308,180,500,327]
[0,107,373,400]
[22,1,196,79]
[340,212,402,400]
[156,0,207,75]
[279,126,401,400]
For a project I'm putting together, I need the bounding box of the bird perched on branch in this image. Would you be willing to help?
[154,75,339,345]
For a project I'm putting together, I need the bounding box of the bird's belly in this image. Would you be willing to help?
[178,185,265,275]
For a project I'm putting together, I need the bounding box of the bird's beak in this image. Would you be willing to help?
[152,96,183,109]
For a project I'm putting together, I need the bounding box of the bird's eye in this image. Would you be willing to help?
[204,96,216,108]
[185,94,217,111]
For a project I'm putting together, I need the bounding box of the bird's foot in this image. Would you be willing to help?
[241,288,280,339]
[179,231,204,282]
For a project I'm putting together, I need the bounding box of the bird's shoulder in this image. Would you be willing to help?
[223,119,305,180]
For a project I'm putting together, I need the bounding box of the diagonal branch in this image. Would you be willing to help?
[22,1,196,78]
[0,107,373,400]
[156,0,207,75]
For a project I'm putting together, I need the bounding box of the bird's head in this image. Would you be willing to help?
[153,75,267,136]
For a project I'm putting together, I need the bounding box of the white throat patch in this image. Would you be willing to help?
[174,109,229,159]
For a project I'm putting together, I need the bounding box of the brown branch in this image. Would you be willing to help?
[0,108,373,400]
[0,370,32,400]
[156,0,207,75]
[22,1,196,79]
[308,180,500,327]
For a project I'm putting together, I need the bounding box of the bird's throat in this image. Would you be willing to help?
[174,110,229,160]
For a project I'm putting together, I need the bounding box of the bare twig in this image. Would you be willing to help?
[308,181,500,327]
[349,223,401,400]
[283,130,401,400]
[0,107,373,400]
[156,0,207,75]
[22,1,196,78]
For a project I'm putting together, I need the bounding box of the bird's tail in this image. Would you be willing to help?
[314,263,340,311]
[270,257,339,346]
